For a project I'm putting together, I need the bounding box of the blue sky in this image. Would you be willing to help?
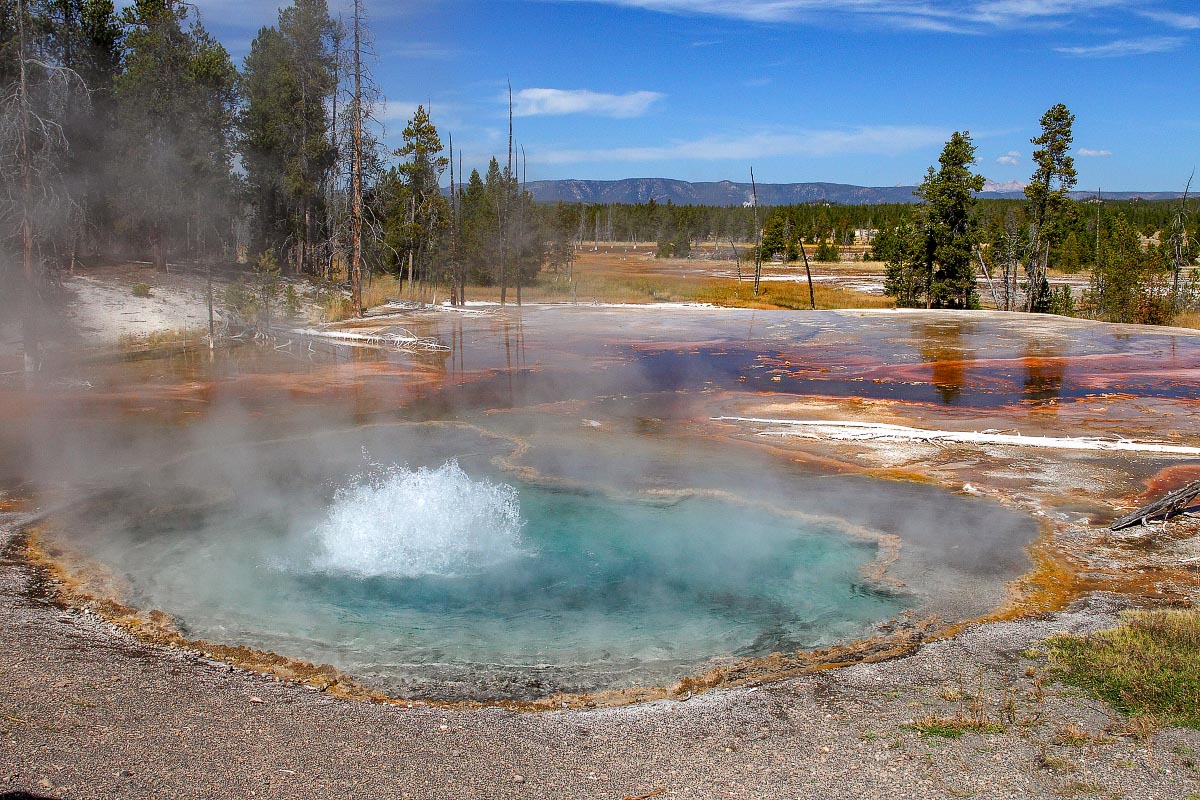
[185,0,1199,189]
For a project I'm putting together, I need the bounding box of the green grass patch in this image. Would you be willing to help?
[1047,609,1200,729]
[906,714,1006,739]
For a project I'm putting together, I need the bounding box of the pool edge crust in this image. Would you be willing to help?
[20,526,380,703]
[18,521,952,711]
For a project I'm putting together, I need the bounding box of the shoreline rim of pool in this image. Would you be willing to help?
[16,416,1060,708]
[15,509,1068,711]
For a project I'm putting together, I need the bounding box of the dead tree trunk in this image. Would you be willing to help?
[499,82,513,306]
[516,144,526,307]
[17,0,38,372]
[1170,174,1192,310]
[349,0,364,316]
[406,195,415,297]
[976,248,1000,308]
[751,167,762,297]
[1111,481,1200,531]
[800,236,815,310]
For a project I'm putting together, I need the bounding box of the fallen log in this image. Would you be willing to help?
[1110,480,1200,531]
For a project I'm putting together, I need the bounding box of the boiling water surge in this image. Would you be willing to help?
[309,461,527,578]
[70,456,910,699]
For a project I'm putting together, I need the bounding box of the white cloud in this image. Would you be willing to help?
[1140,9,1200,29]
[388,41,461,60]
[512,88,665,118]
[380,101,421,123]
[1077,148,1113,157]
[996,150,1021,165]
[559,0,1139,32]
[533,125,948,164]
[1055,36,1184,57]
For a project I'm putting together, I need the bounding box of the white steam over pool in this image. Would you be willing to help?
[309,461,527,578]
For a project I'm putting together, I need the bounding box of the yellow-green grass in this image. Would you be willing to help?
[1048,609,1200,729]
[693,279,894,310]
[325,255,892,321]
[1173,311,1200,330]
[117,328,206,351]
[906,714,1006,739]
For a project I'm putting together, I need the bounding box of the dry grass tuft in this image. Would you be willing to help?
[1173,310,1200,330]
[694,280,894,310]
[1054,723,1109,746]
[1048,609,1200,730]
[1108,714,1161,742]
[1037,750,1077,773]
[117,328,205,352]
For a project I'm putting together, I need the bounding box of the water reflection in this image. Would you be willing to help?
[1021,341,1065,407]
[916,321,968,404]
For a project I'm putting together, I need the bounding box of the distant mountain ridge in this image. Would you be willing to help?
[519,178,1183,206]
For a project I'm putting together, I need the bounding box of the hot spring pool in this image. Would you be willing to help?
[65,456,905,700]
[21,306,1078,701]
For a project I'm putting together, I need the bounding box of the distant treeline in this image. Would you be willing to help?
[3,2,1194,342]
[538,198,1187,263]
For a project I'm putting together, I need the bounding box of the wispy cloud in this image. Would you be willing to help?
[560,0,1139,33]
[379,101,421,123]
[996,150,1021,166]
[1055,35,1184,57]
[1077,148,1113,157]
[533,125,948,164]
[512,88,665,118]
[388,41,461,60]
[146,0,422,35]
[1140,9,1200,29]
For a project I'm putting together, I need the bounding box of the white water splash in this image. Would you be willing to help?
[310,461,526,578]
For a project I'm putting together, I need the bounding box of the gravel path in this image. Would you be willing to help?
[1,516,1197,800]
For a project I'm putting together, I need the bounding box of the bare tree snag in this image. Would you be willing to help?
[349,0,364,316]
[1111,481,1200,532]
[751,167,762,297]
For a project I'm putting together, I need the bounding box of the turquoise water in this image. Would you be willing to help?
[74,460,906,700]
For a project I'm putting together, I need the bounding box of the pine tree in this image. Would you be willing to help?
[459,168,495,285]
[917,130,985,309]
[881,222,926,307]
[114,0,238,270]
[241,25,291,254]
[393,104,448,296]
[63,1,123,256]
[1024,104,1078,312]
[1086,212,1173,324]
[241,0,336,273]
